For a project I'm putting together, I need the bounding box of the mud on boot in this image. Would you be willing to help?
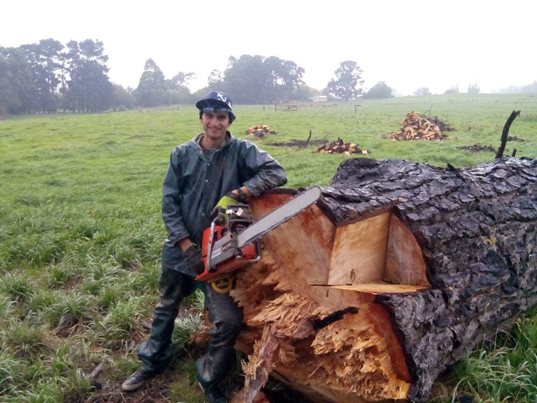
[121,367,157,392]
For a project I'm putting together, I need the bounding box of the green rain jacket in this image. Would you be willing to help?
[161,132,287,275]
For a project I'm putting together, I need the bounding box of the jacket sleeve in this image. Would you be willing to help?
[162,149,191,244]
[240,142,287,197]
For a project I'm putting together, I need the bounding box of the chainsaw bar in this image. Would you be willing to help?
[236,186,321,248]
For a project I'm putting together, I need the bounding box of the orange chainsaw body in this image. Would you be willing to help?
[196,205,261,282]
[195,187,321,282]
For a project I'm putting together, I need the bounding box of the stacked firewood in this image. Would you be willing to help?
[245,125,278,137]
[316,138,368,155]
[389,112,448,141]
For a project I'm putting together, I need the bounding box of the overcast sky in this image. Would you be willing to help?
[2,0,535,95]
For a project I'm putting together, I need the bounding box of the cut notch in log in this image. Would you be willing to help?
[233,191,433,402]
[248,193,430,290]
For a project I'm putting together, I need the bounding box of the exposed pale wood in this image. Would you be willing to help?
[303,285,375,310]
[272,308,411,400]
[384,214,430,286]
[250,194,334,287]
[328,212,390,284]
[327,283,429,294]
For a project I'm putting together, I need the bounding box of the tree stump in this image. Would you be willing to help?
[230,157,537,402]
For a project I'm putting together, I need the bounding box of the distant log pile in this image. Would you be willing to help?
[245,125,278,137]
[230,157,537,403]
[389,112,450,141]
[316,138,369,155]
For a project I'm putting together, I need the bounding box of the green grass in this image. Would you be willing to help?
[434,319,537,402]
[1,94,536,401]
[1,272,35,303]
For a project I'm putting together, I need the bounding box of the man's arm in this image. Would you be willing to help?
[162,150,191,247]
[240,142,287,197]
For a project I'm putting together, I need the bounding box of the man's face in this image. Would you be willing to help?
[201,111,230,141]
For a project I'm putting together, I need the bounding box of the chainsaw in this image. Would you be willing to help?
[195,186,321,282]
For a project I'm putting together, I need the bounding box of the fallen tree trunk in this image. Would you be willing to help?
[230,157,537,402]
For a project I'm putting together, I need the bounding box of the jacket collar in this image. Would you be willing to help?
[193,131,233,151]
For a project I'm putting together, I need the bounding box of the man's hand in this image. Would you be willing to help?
[211,189,249,224]
[211,194,236,225]
[183,245,204,275]
[214,193,239,211]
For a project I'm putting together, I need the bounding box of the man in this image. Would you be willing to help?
[122,91,287,402]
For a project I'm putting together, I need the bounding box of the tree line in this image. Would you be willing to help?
[0,38,395,116]
[0,39,119,115]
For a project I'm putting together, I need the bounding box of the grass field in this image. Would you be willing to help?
[1,93,536,402]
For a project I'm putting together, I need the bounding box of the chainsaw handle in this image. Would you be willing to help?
[205,221,216,272]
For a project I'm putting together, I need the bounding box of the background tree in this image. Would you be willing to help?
[220,55,265,103]
[0,38,131,115]
[63,39,113,112]
[0,47,36,116]
[169,72,194,89]
[414,87,432,96]
[294,84,319,102]
[362,81,394,99]
[467,82,480,94]
[207,69,224,88]
[209,55,305,104]
[134,59,168,107]
[520,81,537,93]
[498,81,537,94]
[110,84,136,110]
[326,61,364,101]
[263,56,305,102]
[443,85,459,95]
[167,71,195,104]
[21,39,64,112]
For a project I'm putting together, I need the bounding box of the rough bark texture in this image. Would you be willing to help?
[321,157,537,401]
[231,157,537,402]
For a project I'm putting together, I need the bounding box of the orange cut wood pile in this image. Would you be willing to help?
[389,111,448,140]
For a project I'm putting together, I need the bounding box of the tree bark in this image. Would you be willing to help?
[230,157,537,402]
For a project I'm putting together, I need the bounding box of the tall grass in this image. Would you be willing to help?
[1,94,536,401]
[436,323,537,401]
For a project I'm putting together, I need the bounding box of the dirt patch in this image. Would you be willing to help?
[87,359,303,403]
[427,115,455,133]
[270,138,369,155]
[83,301,303,402]
[269,139,328,148]
[457,144,497,153]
